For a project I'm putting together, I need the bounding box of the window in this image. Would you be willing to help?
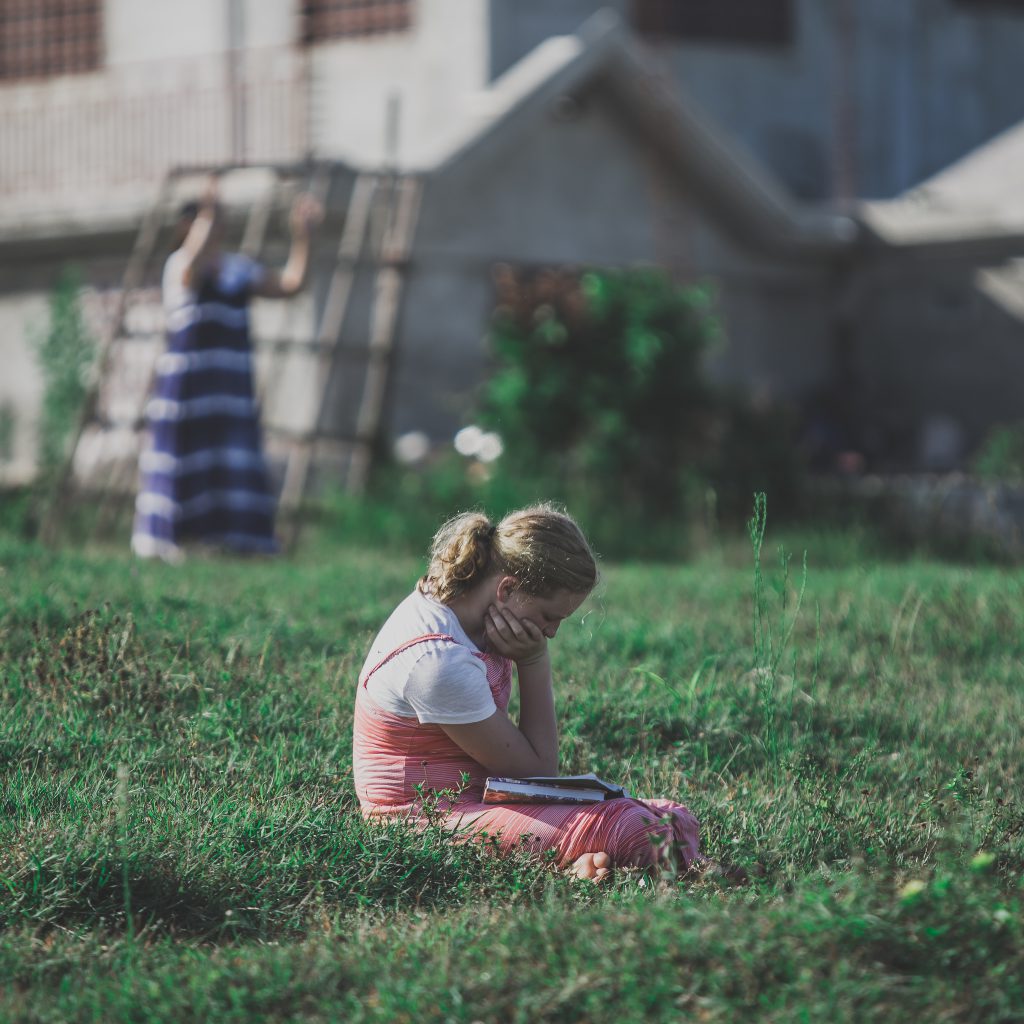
[631,0,793,47]
[0,0,102,81]
[301,0,412,43]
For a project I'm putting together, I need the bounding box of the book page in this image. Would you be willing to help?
[521,773,626,795]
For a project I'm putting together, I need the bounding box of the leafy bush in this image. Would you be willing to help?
[973,422,1024,481]
[31,269,96,485]
[0,401,14,464]
[481,266,720,518]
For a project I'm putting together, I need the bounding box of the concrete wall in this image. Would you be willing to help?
[0,2,301,230]
[488,0,1024,200]
[847,253,1024,470]
[309,0,490,169]
[105,0,232,64]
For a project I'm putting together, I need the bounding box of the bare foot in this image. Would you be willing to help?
[569,851,611,883]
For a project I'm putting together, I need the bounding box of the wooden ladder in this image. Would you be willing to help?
[348,171,423,495]
[276,169,422,550]
[275,170,377,526]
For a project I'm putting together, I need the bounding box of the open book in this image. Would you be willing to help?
[483,773,628,805]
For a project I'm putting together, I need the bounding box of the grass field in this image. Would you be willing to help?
[1,517,1022,1022]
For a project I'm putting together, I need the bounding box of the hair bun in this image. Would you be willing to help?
[421,503,596,603]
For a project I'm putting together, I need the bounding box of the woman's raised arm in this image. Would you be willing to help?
[254,193,323,299]
[179,176,222,289]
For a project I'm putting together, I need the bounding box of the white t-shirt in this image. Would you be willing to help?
[359,589,497,725]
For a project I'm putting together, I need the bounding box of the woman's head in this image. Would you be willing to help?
[421,503,598,605]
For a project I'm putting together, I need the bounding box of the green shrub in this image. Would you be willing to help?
[20,269,97,541]
[0,400,14,464]
[481,267,720,518]
[31,269,96,485]
[973,422,1024,481]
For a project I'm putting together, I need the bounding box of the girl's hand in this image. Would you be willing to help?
[485,604,548,666]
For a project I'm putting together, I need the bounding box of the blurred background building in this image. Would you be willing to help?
[2,0,1024,490]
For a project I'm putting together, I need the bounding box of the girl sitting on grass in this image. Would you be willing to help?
[352,503,705,882]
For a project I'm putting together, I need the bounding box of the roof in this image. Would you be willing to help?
[409,11,858,258]
[861,118,1024,247]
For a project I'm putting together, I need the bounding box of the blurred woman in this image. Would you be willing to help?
[131,177,321,562]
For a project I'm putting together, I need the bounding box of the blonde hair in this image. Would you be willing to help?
[420,503,598,604]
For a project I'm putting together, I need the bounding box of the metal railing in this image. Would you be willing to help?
[0,47,308,206]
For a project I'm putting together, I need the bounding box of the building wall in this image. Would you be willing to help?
[382,85,840,442]
[488,0,1024,200]
[308,0,489,169]
[7,0,1024,222]
[847,253,1024,469]
[0,0,489,228]
[0,239,145,488]
[489,0,628,79]
[108,0,299,59]
[4,0,1021,485]
[105,0,235,63]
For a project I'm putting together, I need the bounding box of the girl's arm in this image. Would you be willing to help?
[253,193,323,299]
[438,607,559,777]
[179,178,222,290]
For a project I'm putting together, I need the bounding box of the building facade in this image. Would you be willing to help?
[2,1,1024,488]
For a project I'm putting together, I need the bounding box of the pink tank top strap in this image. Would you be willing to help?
[360,633,458,687]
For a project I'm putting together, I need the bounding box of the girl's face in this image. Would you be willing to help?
[497,582,588,640]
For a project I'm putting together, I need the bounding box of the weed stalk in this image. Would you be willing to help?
[116,763,135,949]
[747,492,809,774]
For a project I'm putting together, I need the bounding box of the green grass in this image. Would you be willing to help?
[0,522,1022,1022]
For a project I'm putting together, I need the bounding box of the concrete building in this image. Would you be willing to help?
[2,1,1024,490]
[854,120,1024,469]
[490,0,1024,201]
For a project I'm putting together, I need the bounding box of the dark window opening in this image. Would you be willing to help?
[301,0,412,43]
[630,0,794,47]
[0,0,103,81]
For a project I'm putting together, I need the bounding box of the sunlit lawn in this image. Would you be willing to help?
[1,523,1021,1022]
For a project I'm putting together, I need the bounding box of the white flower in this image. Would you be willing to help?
[476,432,504,463]
[454,425,484,457]
[393,431,430,465]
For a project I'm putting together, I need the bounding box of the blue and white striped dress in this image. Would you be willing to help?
[131,251,278,560]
